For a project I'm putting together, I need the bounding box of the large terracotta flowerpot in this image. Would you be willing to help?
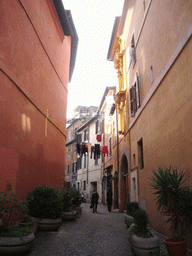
[129,232,160,256]
[38,218,62,231]
[0,232,35,255]
[124,214,134,227]
[62,211,77,221]
[164,238,187,256]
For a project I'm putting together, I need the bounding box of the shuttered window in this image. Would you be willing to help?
[130,73,141,117]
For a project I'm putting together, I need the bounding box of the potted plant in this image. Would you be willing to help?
[70,187,82,215]
[124,202,140,227]
[0,182,35,255]
[129,208,160,256]
[27,185,63,231]
[150,166,192,256]
[61,187,77,221]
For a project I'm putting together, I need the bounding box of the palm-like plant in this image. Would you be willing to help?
[150,166,192,241]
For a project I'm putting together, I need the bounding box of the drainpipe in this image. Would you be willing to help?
[116,107,120,209]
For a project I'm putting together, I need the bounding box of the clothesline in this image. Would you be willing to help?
[76,143,109,158]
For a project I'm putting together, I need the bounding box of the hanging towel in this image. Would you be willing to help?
[103,146,109,157]
[96,134,102,142]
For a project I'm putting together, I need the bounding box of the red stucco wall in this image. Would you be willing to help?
[0,0,70,199]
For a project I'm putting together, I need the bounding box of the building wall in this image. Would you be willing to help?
[108,0,192,247]
[0,0,71,199]
[122,0,192,245]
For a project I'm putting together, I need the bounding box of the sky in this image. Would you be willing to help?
[63,0,124,119]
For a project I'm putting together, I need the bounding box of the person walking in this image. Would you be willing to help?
[91,189,99,213]
[107,187,112,212]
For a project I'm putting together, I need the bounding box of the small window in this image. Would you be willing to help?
[68,146,71,156]
[138,138,144,170]
[95,120,99,134]
[67,164,70,173]
[130,34,136,68]
[72,162,77,173]
[68,130,71,142]
[84,128,89,141]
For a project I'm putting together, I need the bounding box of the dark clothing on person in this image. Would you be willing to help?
[91,190,99,213]
[107,188,112,212]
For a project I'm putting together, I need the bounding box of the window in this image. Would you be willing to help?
[68,146,71,156]
[77,182,80,190]
[95,120,99,134]
[138,138,144,170]
[109,137,112,157]
[74,126,78,139]
[130,34,136,68]
[77,157,82,170]
[68,130,71,142]
[67,164,70,173]
[77,133,82,143]
[83,180,86,191]
[130,73,141,117]
[72,162,77,173]
[84,128,89,142]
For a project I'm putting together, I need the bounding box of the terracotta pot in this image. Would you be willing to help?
[129,232,160,256]
[62,211,77,221]
[38,218,62,231]
[0,232,35,255]
[124,214,134,227]
[164,238,187,256]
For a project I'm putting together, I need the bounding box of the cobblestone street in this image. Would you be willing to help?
[23,203,191,256]
[28,203,131,256]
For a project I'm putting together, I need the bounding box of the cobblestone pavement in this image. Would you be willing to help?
[23,203,192,256]
[27,203,131,256]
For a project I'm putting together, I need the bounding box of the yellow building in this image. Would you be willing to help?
[108,0,192,248]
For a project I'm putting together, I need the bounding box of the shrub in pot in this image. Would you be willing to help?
[150,166,192,256]
[27,185,63,231]
[0,182,35,254]
[61,187,77,221]
[124,202,140,227]
[70,187,82,214]
[129,208,160,256]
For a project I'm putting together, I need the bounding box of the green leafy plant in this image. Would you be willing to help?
[129,208,152,238]
[61,186,81,212]
[150,166,192,241]
[27,185,63,219]
[0,181,32,240]
[0,181,25,226]
[126,202,140,217]
[70,187,81,207]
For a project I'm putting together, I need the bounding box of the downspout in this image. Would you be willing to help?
[116,107,120,209]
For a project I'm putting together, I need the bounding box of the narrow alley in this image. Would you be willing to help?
[22,203,172,256]
[27,203,131,256]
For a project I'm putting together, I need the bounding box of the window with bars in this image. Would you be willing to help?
[130,73,141,117]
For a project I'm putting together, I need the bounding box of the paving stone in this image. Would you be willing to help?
[25,203,192,256]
